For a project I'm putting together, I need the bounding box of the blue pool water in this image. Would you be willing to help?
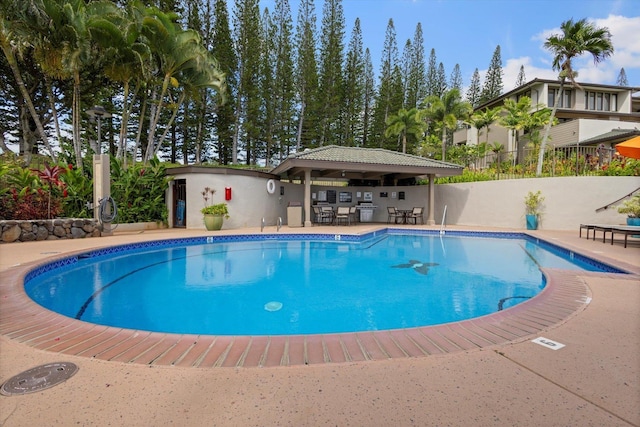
[25,231,621,336]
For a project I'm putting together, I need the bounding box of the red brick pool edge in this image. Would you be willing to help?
[2,256,617,368]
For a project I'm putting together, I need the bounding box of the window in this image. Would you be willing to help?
[563,90,571,108]
[588,92,595,109]
[517,90,531,102]
[585,91,617,111]
[547,89,555,107]
[548,89,572,107]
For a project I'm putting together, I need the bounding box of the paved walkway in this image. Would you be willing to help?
[1,225,638,426]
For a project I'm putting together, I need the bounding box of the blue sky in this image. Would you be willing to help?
[258,0,640,92]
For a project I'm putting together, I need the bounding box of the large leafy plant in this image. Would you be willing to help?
[524,191,544,216]
[32,163,67,219]
[617,195,640,218]
[0,159,67,219]
[60,165,94,218]
[110,157,171,224]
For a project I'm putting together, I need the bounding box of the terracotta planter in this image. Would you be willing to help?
[204,214,223,231]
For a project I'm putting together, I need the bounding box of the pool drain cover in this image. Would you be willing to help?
[264,301,283,312]
[1,362,78,396]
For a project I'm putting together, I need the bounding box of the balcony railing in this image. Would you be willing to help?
[464,145,619,179]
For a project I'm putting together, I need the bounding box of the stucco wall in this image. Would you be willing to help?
[435,176,639,230]
[168,170,303,229]
[167,172,434,229]
[168,169,638,231]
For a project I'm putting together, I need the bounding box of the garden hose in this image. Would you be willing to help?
[98,196,118,225]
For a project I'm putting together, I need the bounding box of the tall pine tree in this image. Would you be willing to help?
[259,8,277,165]
[479,45,503,104]
[179,0,206,164]
[435,62,447,97]
[466,68,481,107]
[425,48,438,97]
[294,0,319,150]
[272,0,295,161]
[342,18,365,147]
[361,48,375,147]
[617,68,628,86]
[515,64,526,88]
[449,63,463,92]
[317,0,345,146]
[233,0,262,164]
[211,0,237,164]
[371,18,398,148]
[401,39,412,107]
[406,23,426,109]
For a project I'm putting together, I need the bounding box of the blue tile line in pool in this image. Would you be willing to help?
[23,229,626,283]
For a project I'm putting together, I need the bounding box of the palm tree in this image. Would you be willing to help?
[421,88,472,161]
[490,142,504,173]
[140,8,225,163]
[467,106,501,145]
[384,107,425,153]
[94,2,151,166]
[500,97,553,165]
[0,2,58,164]
[499,97,531,153]
[536,18,613,176]
[149,55,226,161]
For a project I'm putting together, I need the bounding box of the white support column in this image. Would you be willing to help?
[427,173,436,225]
[304,168,312,227]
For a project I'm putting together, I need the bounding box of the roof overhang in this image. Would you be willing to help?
[270,146,463,181]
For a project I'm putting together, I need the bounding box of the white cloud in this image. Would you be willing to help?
[502,57,557,90]
[527,15,640,85]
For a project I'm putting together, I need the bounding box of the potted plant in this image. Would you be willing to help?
[524,190,544,230]
[617,194,640,226]
[201,187,230,231]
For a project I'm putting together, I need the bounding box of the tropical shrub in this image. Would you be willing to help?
[617,194,640,218]
[60,165,94,218]
[524,190,544,215]
[110,158,171,224]
[0,159,68,219]
[2,188,62,219]
[598,158,639,176]
[432,168,498,184]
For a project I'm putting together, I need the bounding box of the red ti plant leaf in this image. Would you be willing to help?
[32,163,65,188]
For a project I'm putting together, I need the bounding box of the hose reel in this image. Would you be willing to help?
[98,196,117,226]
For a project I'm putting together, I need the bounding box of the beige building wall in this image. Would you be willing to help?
[578,119,636,140]
[548,120,580,146]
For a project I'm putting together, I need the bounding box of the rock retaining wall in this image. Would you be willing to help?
[0,219,101,243]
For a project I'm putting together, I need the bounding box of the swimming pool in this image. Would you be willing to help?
[24,230,622,336]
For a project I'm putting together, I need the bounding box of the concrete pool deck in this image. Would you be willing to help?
[1,225,638,426]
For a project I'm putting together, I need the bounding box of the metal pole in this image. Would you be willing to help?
[96,116,102,154]
[576,141,579,176]
[86,106,111,155]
